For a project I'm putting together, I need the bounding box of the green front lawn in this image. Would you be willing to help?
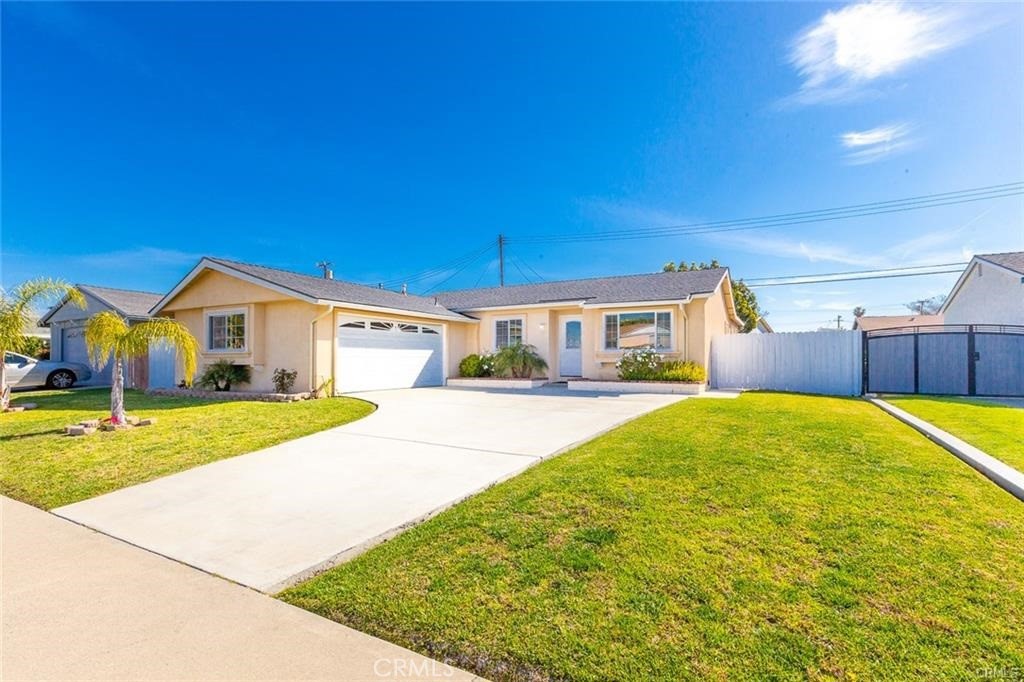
[2,388,374,509]
[886,395,1024,472]
[281,393,1024,681]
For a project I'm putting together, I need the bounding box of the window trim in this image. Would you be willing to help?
[204,307,248,353]
[603,310,673,351]
[493,316,525,349]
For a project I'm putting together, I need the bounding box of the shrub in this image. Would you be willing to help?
[493,343,548,378]
[198,360,252,391]
[459,353,495,378]
[656,360,706,383]
[272,368,298,393]
[615,347,663,380]
[616,348,706,383]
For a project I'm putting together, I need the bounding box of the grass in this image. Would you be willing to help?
[281,393,1024,681]
[885,395,1024,472]
[1,388,374,509]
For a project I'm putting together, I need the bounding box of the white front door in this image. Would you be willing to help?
[558,316,582,378]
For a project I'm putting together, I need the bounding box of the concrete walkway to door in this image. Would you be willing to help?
[55,386,689,592]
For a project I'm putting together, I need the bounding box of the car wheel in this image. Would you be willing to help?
[46,369,76,389]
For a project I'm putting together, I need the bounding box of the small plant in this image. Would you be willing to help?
[656,360,706,383]
[272,368,298,393]
[198,360,251,392]
[313,376,334,399]
[493,343,548,379]
[458,353,495,378]
[616,347,663,380]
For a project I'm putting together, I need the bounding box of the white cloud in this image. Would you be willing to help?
[77,247,201,269]
[840,122,915,164]
[787,1,979,104]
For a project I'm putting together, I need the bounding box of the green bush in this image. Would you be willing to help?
[198,360,252,392]
[615,347,662,380]
[656,360,706,383]
[272,368,298,393]
[493,343,548,379]
[459,353,495,378]
[616,348,705,382]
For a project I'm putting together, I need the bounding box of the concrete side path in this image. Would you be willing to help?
[1,496,479,681]
[870,398,1024,501]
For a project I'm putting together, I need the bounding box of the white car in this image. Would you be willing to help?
[3,352,92,389]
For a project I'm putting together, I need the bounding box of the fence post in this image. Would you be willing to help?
[861,332,869,394]
[967,325,977,396]
[912,332,919,394]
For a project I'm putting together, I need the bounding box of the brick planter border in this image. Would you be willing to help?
[446,378,549,390]
[146,388,311,403]
[567,380,706,395]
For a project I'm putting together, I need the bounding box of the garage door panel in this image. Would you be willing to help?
[336,319,443,393]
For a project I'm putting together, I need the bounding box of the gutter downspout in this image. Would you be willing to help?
[310,305,335,395]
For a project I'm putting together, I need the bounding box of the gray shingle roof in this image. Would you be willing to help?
[435,268,729,311]
[79,284,163,318]
[978,251,1024,275]
[205,258,473,321]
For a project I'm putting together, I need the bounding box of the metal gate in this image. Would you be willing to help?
[864,324,1024,397]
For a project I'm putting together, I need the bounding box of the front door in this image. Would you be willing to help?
[559,316,582,378]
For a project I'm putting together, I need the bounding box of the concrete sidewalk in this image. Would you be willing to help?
[55,386,686,592]
[1,496,479,681]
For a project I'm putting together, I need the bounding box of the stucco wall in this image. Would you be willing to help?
[944,261,1024,325]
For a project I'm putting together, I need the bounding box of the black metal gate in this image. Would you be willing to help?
[864,324,1024,397]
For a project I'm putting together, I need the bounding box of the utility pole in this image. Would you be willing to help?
[836,314,843,330]
[316,261,333,279]
[497,234,505,287]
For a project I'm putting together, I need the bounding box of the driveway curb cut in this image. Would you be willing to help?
[869,398,1024,502]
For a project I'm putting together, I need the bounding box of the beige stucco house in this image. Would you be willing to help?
[150,257,743,393]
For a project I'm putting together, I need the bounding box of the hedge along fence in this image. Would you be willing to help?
[710,330,863,396]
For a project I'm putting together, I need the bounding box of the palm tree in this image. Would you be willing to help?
[0,278,85,410]
[85,311,199,424]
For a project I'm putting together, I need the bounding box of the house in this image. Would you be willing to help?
[939,252,1024,325]
[40,284,163,387]
[150,257,743,393]
[853,314,943,332]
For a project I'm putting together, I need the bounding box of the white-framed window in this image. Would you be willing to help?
[206,309,247,351]
[494,318,524,348]
[603,311,672,350]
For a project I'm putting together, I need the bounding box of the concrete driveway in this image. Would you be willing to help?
[55,386,686,592]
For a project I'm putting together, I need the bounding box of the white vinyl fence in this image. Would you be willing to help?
[711,330,863,396]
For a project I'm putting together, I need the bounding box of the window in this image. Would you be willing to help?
[207,311,246,351]
[421,325,440,335]
[340,320,366,329]
[604,311,672,350]
[495,318,524,348]
[564,320,581,349]
[398,323,419,333]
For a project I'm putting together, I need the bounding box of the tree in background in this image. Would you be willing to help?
[661,260,762,333]
[85,311,199,424]
[853,306,866,319]
[0,278,84,410]
[905,295,946,315]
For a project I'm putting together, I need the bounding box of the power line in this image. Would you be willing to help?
[748,268,963,288]
[419,248,492,295]
[508,254,534,284]
[744,261,968,284]
[509,182,1023,245]
[507,248,547,282]
[374,241,495,288]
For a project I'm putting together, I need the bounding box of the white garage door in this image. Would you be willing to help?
[336,317,444,393]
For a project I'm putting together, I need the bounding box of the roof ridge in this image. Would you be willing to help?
[976,250,1024,258]
[205,256,448,306]
[435,267,728,295]
[77,283,162,296]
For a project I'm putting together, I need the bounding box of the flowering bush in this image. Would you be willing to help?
[616,348,706,382]
[615,347,663,380]
[458,352,496,378]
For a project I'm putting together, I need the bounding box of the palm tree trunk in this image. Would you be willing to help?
[0,355,9,411]
[110,355,126,424]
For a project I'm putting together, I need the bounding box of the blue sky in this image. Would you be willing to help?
[3,1,1022,330]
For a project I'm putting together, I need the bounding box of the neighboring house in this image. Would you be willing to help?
[150,257,743,393]
[40,284,163,387]
[853,314,943,332]
[939,252,1024,326]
